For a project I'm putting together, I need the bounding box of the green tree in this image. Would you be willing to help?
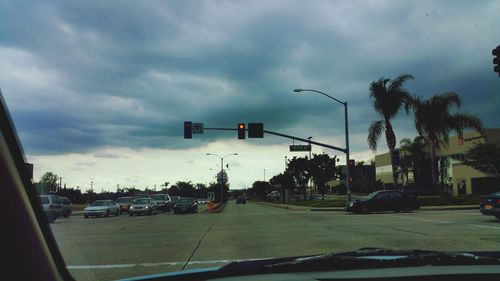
[367,74,414,189]
[463,142,500,177]
[411,92,484,192]
[176,181,195,197]
[250,181,272,199]
[399,136,428,186]
[39,172,59,194]
[286,156,311,200]
[309,153,338,200]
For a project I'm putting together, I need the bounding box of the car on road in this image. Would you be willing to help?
[150,194,172,212]
[38,195,64,223]
[480,191,500,220]
[83,200,120,218]
[236,196,247,204]
[129,198,158,216]
[173,197,198,214]
[116,196,134,214]
[60,196,72,218]
[345,190,420,214]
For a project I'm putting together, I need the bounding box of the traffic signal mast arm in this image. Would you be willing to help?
[203,127,347,153]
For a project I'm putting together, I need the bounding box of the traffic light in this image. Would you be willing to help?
[184,121,192,139]
[248,123,264,138]
[493,45,500,76]
[347,159,355,184]
[237,123,245,139]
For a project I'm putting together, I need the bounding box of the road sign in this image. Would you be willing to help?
[248,123,264,138]
[192,123,204,134]
[290,144,311,152]
[217,171,228,184]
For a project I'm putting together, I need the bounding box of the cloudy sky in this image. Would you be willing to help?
[1,0,499,191]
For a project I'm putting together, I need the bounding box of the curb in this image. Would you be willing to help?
[257,201,478,212]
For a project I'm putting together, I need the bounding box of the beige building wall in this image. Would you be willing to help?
[374,128,500,195]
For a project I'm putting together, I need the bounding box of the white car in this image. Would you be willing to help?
[267,191,280,199]
[83,200,119,218]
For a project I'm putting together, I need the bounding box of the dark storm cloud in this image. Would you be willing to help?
[1,0,499,155]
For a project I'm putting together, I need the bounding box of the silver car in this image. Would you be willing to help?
[38,195,64,222]
[129,198,157,216]
[83,200,119,218]
[60,197,72,218]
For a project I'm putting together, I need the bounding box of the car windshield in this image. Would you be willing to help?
[116,198,132,203]
[39,197,49,204]
[150,195,166,201]
[133,199,150,204]
[90,201,109,207]
[5,1,500,281]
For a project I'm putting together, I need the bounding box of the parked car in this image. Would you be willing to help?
[116,196,134,214]
[129,198,157,216]
[267,191,280,199]
[345,190,420,214]
[479,191,500,220]
[236,196,247,204]
[38,195,64,222]
[60,197,72,218]
[83,200,119,218]
[134,194,150,199]
[173,197,198,214]
[196,198,208,204]
[150,194,172,212]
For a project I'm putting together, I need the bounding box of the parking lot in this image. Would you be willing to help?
[50,201,500,281]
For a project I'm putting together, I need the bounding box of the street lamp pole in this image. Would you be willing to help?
[294,88,351,203]
[206,153,238,203]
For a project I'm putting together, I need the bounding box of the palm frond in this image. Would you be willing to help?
[388,73,414,94]
[367,120,385,151]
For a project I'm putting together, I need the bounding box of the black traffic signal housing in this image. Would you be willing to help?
[248,123,264,138]
[348,159,355,183]
[237,123,245,139]
[184,121,192,139]
[493,45,500,76]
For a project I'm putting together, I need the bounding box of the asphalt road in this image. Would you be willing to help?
[50,202,500,281]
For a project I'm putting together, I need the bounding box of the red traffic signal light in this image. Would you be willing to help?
[237,123,245,139]
[184,121,192,139]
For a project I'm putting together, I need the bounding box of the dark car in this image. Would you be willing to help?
[345,190,420,214]
[150,194,172,212]
[479,192,500,220]
[236,196,246,204]
[116,196,134,214]
[173,197,198,214]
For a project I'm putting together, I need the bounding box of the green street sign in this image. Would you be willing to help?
[289,145,311,152]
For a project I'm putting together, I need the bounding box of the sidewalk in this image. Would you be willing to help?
[256,201,477,212]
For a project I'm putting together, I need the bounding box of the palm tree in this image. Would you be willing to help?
[399,136,427,186]
[411,92,484,193]
[367,74,414,189]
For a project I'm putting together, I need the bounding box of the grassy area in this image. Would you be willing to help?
[283,195,481,208]
[418,195,481,206]
[287,200,346,208]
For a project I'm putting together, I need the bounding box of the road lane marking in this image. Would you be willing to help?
[391,215,500,230]
[67,258,273,270]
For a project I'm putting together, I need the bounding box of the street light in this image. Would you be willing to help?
[294,88,351,203]
[206,153,238,203]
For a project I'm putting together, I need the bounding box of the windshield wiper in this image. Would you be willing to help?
[215,248,500,277]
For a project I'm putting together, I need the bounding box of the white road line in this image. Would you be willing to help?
[392,215,500,230]
[67,258,273,270]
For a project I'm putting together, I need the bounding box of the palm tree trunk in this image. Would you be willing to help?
[385,121,399,189]
[430,141,437,194]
